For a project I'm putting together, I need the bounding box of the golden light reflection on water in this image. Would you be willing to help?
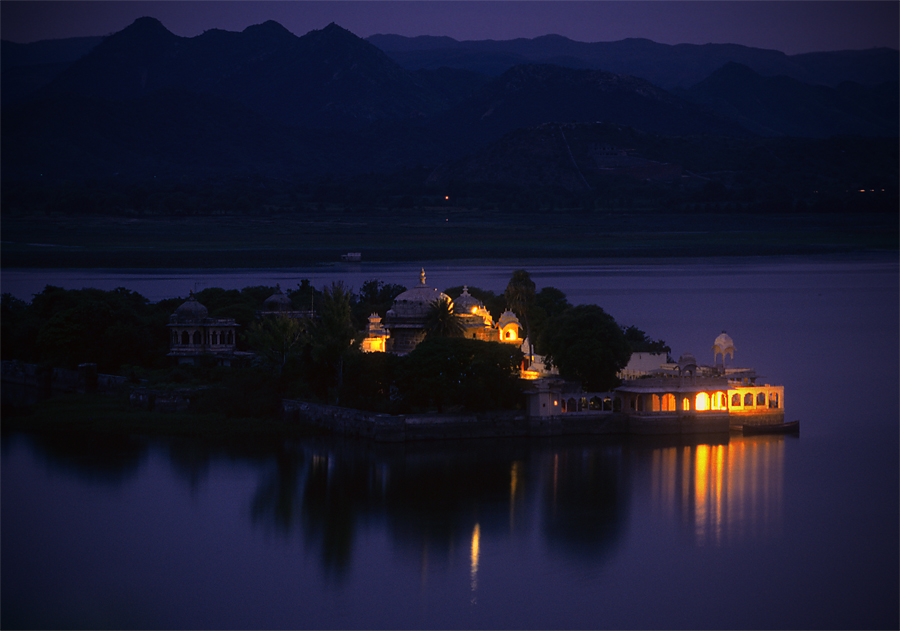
[651,437,785,545]
[470,523,480,602]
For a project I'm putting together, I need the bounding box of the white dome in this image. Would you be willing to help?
[714,331,734,351]
[388,269,450,318]
[171,294,208,322]
[453,286,483,314]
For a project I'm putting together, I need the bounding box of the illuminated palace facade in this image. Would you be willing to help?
[528,332,785,430]
[362,270,531,357]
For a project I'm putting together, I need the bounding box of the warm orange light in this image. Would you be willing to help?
[695,392,710,411]
[470,523,481,595]
[711,391,726,410]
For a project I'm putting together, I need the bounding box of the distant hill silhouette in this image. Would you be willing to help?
[367,33,899,89]
[1,18,897,190]
[680,62,899,137]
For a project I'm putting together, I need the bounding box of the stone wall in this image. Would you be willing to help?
[282,399,634,442]
[1,361,126,406]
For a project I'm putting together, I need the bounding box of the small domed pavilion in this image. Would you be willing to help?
[167,292,240,365]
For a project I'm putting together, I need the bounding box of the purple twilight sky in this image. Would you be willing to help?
[1,1,898,55]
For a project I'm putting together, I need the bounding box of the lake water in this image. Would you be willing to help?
[2,254,898,629]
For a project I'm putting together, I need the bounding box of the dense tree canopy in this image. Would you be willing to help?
[622,325,671,355]
[538,304,631,391]
[504,270,536,344]
[2,286,172,372]
[396,337,524,412]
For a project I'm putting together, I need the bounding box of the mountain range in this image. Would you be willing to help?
[1,18,897,190]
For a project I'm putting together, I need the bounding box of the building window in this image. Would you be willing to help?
[683,397,691,411]
[662,393,676,411]
[181,331,190,345]
[745,393,754,406]
[695,392,710,411]
[732,393,741,407]
[193,331,201,345]
[227,331,234,345]
[769,392,779,408]
[756,392,766,406]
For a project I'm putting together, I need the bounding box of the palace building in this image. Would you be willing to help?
[528,331,784,431]
[373,269,524,355]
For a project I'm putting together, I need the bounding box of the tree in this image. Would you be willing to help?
[309,282,358,404]
[352,279,406,328]
[531,286,571,353]
[397,338,524,412]
[424,298,464,339]
[505,270,536,353]
[246,314,308,378]
[622,325,671,355]
[539,304,631,391]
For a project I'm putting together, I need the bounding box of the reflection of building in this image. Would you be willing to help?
[649,436,785,546]
[528,331,785,432]
[167,293,241,365]
[372,270,524,355]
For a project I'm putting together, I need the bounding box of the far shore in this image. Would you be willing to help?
[2,208,896,273]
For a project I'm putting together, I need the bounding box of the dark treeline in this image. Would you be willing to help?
[3,149,897,219]
[1,272,668,417]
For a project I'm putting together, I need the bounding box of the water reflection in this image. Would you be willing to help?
[647,435,788,546]
[5,430,789,587]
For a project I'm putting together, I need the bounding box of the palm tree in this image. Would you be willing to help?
[311,281,358,404]
[425,297,464,339]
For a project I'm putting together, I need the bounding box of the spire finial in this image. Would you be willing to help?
[420,268,426,285]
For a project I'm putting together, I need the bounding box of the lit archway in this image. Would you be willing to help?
[695,392,710,411]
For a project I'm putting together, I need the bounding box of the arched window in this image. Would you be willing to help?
[769,392,779,409]
[711,392,726,410]
[603,397,613,411]
[662,393,676,411]
[226,331,234,345]
[181,331,190,345]
[613,397,622,412]
[193,331,201,345]
[732,393,741,407]
[695,392,710,411]
[683,397,691,411]
[211,331,218,345]
[568,398,578,413]
[745,393,754,406]
[589,396,602,411]
[756,392,766,406]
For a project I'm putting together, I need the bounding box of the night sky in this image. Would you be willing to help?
[2,1,897,55]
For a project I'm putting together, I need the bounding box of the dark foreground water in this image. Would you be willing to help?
[2,254,898,629]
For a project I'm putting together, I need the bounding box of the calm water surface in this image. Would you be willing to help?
[2,254,898,629]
